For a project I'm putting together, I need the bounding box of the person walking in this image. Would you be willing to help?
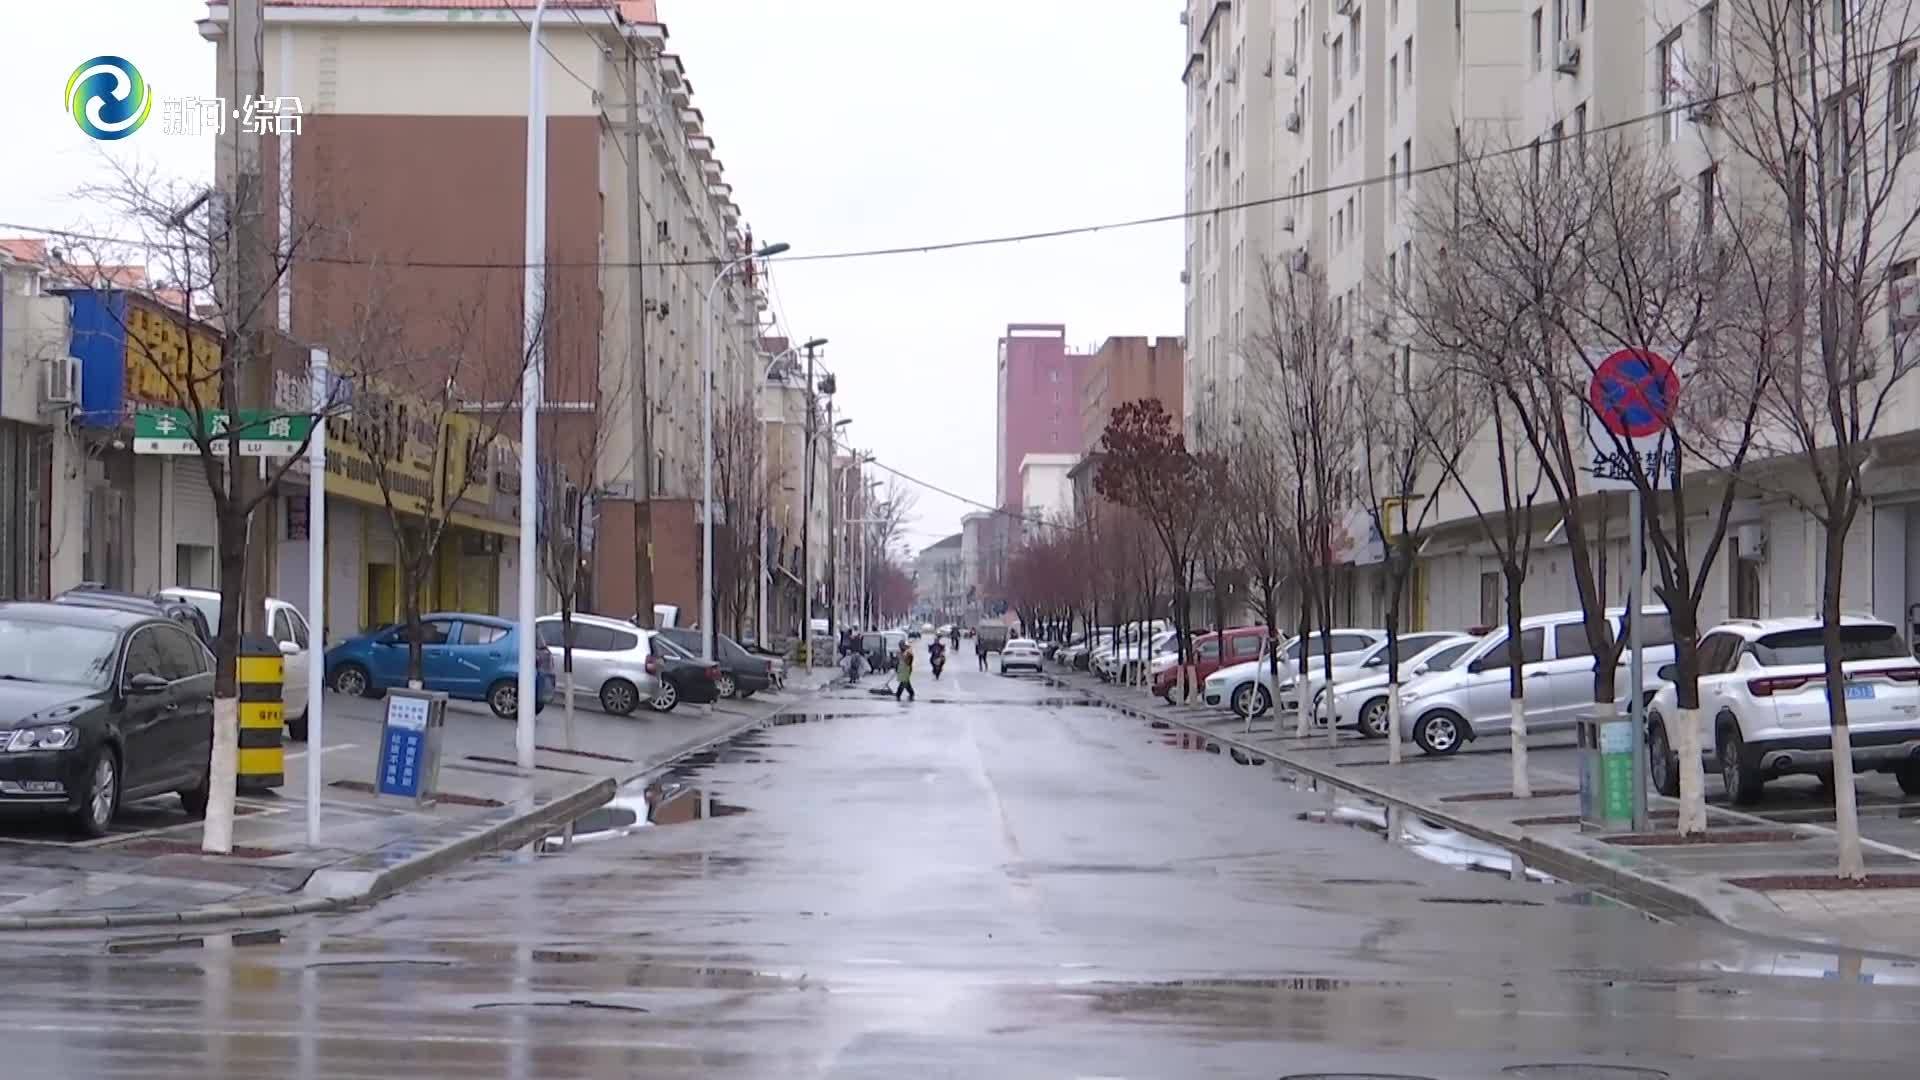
[975,634,989,672]
[894,644,916,702]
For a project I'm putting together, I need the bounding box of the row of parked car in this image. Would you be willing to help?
[0,586,784,836]
[1056,607,1920,806]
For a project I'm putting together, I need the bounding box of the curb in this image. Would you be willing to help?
[1049,671,1912,948]
[360,775,616,901]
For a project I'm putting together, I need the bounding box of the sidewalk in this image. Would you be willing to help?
[0,667,838,931]
[1054,667,1920,960]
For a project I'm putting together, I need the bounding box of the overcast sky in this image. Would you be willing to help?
[4,0,1183,552]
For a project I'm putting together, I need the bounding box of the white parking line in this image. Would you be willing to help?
[283,742,360,760]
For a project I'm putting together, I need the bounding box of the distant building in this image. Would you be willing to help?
[995,324,1090,513]
[1018,453,1078,537]
[914,533,964,620]
[1079,335,1185,456]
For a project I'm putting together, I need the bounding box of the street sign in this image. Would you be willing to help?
[133,408,315,457]
[1584,348,1681,491]
[376,688,446,803]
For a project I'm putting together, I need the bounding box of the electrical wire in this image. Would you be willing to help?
[11,28,1915,273]
[821,428,1074,536]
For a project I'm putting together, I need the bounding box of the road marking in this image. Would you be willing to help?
[283,742,359,760]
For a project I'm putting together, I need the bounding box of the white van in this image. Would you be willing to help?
[1399,607,1675,755]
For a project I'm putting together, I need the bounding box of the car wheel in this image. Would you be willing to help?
[487,679,518,719]
[1895,761,1920,796]
[1230,683,1270,719]
[1648,713,1679,798]
[716,673,738,699]
[1718,723,1764,806]
[648,679,680,713]
[330,663,371,698]
[1358,696,1391,739]
[179,770,210,818]
[1413,711,1464,756]
[599,678,639,717]
[73,748,119,838]
[740,689,756,700]
[286,711,309,743]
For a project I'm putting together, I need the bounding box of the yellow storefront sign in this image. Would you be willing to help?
[124,303,222,407]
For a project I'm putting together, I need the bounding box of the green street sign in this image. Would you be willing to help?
[133,408,315,457]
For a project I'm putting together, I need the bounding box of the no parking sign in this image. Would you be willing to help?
[1585,348,1681,490]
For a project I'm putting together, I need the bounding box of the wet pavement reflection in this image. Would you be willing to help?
[0,666,1915,1078]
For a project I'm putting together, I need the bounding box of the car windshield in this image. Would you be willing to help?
[0,616,119,688]
[1753,625,1910,666]
[1422,641,1476,671]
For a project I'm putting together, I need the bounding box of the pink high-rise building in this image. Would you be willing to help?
[995,324,1090,512]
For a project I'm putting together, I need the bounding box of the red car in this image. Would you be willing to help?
[1153,625,1268,698]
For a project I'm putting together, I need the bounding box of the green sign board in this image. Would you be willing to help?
[133,408,315,457]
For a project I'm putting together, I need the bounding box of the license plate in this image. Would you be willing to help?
[1846,683,1875,701]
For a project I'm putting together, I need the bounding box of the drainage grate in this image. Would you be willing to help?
[534,744,634,763]
[1323,878,1421,887]
[1605,829,1802,847]
[1440,788,1580,803]
[472,998,649,1013]
[1421,896,1544,907]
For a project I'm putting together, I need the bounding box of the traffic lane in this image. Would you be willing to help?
[0,676,1913,1078]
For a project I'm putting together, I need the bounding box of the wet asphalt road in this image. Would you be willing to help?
[2,661,1917,1079]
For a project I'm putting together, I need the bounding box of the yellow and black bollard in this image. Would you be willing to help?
[236,636,285,791]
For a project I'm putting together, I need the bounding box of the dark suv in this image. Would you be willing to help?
[655,628,775,700]
[55,586,215,648]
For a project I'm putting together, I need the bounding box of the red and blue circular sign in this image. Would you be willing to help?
[1588,348,1680,438]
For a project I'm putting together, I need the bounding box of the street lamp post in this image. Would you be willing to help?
[702,240,789,662]
[515,0,550,773]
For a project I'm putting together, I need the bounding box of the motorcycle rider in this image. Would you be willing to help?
[929,638,947,680]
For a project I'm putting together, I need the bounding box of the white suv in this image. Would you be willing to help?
[1646,616,1920,804]
[1401,607,1676,756]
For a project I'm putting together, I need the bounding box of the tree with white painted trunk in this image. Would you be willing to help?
[1699,0,1920,875]
[1217,421,1298,729]
[62,162,346,854]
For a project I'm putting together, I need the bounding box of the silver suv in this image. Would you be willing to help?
[1401,607,1675,756]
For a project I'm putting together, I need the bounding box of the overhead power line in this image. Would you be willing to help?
[12,30,1913,275]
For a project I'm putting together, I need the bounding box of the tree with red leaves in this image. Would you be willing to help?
[1093,399,1223,699]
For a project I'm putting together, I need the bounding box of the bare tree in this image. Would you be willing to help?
[711,396,766,640]
[1250,257,1358,737]
[1700,0,1920,876]
[1218,420,1297,726]
[65,161,344,852]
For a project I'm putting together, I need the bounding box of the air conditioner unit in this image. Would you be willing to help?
[1285,111,1302,132]
[1178,10,1189,24]
[1288,250,1310,273]
[1340,335,1356,354]
[1734,523,1767,561]
[1180,269,1192,285]
[1336,0,1356,16]
[1222,62,1239,84]
[1891,274,1920,329]
[1283,56,1298,77]
[1281,214,1296,232]
[41,356,80,408]
[1555,40,1582,75]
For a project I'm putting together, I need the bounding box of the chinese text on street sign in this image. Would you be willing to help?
[133,408,314,457]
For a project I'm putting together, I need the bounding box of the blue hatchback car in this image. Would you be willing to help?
[324,613,555,718]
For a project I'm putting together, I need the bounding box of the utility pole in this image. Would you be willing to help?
[798,342,819,650]
[625,44,655,625]
[826,398,838,646]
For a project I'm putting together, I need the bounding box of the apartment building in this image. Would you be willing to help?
[995,324,1090,512]
[199,0,767,625]
[1078,335,1186,455]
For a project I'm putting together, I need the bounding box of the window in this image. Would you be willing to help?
[455,618,506,641]
[1402,139,1413,191]
[1658,30,1683,143]
[1555,0,1570,39]
[1479,571,1501,627]
[1198,639,1220,662]
[1550,121,1564,173]
[1891,53,1917,145]
[1729,538,1763,619]
[1329,633,1377,652]
[122,629,164,682]
[1331,36,1343,91]
[1621,611,1676,648]
[1574,102,1588,158]
[1350,16,1362,75]
[1529,138,1542,178]
[1700,3,1719,87]
[154,626,208,680]
[1579,0,1588,27]
[1405,37,1413,86]
[1553,622,1594,660]
[272,607,297,648]
[1390,55,1399,121]
[1696,632,1740,675]
[1532,9,1544,71]
[1699,165,1718,236]
[1231,635,1261,660]
[417,619,454,646]
[1478,628,1546,670]
[1755,624,1907,665]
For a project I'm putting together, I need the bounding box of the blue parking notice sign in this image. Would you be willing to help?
[375,691,443,801]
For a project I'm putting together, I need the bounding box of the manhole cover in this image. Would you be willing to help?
[1497,1060,1666,1068]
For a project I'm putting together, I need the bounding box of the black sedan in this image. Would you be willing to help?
[656,627,775,700]
[645,633,722,712]
[0,602,215,836]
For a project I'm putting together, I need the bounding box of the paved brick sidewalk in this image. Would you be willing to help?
[0,668,838,929]
[1056,667,1920,959]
